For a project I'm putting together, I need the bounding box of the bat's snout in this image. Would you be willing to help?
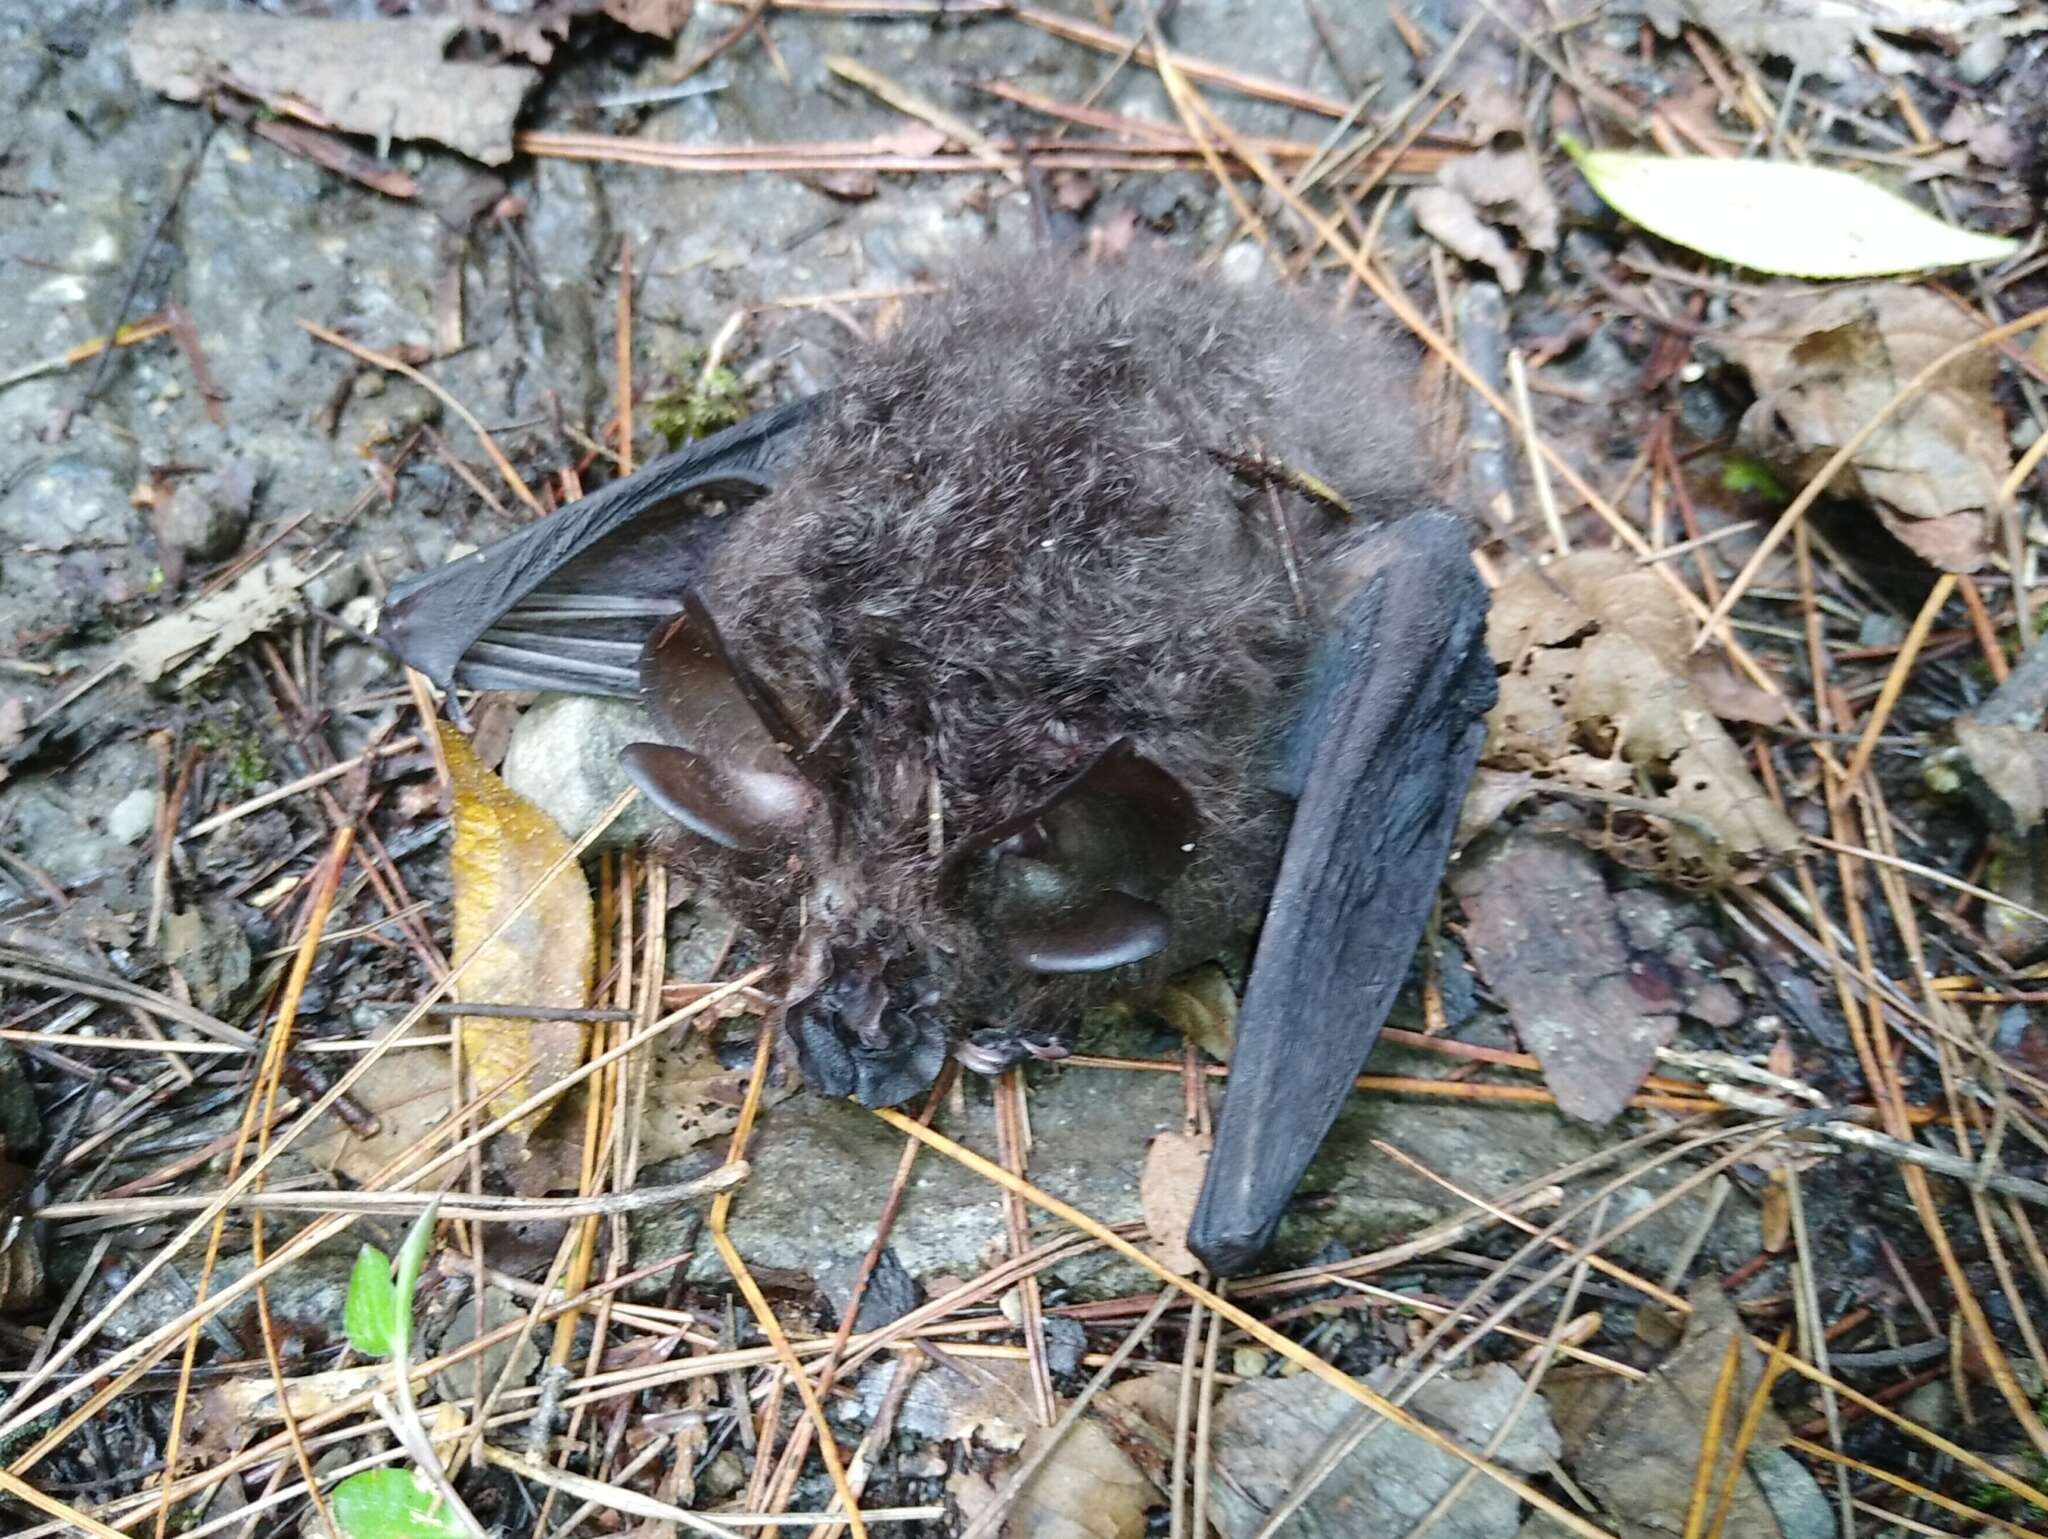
[785,955,947,1110]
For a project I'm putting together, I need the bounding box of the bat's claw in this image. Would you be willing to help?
[956,1025,1072,1077]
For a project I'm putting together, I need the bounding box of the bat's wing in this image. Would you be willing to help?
[1188,511,1496,1276]
[376,396,821,696]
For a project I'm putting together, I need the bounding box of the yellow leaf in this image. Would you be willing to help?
[443,723,593,1142]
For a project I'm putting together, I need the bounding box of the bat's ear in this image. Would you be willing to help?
[959,739,1197,974]
[623,592,821,849]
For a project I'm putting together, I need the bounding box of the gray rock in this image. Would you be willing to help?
[1956,31,2008,86]
[500,694,671,847]
[105,787,158,845]
[636,1021,1747,1296]
[160,461,256,561]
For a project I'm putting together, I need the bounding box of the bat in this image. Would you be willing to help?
[377,254,1496,1275]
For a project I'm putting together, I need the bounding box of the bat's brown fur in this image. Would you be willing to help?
[664,253,1442,1102]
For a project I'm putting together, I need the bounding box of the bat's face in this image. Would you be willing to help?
[622,592,1207,1106]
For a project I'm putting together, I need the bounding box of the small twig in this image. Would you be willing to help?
[38,1168,745,1223]
[77,125,214,412]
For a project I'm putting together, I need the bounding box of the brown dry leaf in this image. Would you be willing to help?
[1412,146,1558,293]
[1942,718,2048,834]
[953,1413,1154,1539]
[1210,1363,1558,1539]
[1451,834,1677,1124]
[1759,1163,1792,1252]
[1544,1283,1796,1539]
[192,1363,394,1459]
[1634,0,2014,82]
[1727,285,2009,572]
[1484,551,1801,884]
[303,1044,457,1184]
[120,557,309,685]
[127,14,539,165]
[1153,963,1237,1060]
[1411,186,1527,293]
[636,1026,795,1165]
[795,169,880,201]
[603,0,693,37]
[872,125,951,158]
[1138,1131,1212,1275]
[866,1357,1039,1451]
[444,723,593,1151]
[1687,656,1790,726]
[1455,768,1539,850]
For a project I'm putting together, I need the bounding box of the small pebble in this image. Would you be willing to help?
[105,786,157,845]
[159,473,251,562]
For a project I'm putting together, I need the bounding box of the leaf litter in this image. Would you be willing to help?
[11,5,2048,1539]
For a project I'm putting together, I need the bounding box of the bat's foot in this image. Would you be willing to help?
[955,1025,1073,1078]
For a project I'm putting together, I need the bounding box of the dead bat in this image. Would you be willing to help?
[378,254,1496,1275]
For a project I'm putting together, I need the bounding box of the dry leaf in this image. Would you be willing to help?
[1632,0,2016,80]
[864,1357,1038,1450]
[121,557,309,685]
[1939,718,2048,834]
[1544,1283,1797,1539]
[1451,834,1677,1124]
[304,1045,457,1184]
[193,1363,394,1458]
[871,125,951,158]
[602,0,693,37]
[955,1414,1154,1539]
[1153,963,1237,1060]
[127,14,538,165]
[444,724,593,1150]
[636,1027,795,1165]
[1484,552,1801,883]
[1727,286,2009,571]
[1759,1164,1792,1252]
[1210,1363,1559,1539]
[1412,146,1558,293]
[1138,1131,1212,1275]
[794,169,880,200]
[1412,186,1528,293]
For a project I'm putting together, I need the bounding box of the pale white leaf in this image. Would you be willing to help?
[1566,141,2018,278]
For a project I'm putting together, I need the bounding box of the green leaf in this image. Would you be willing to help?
[343,1245,399,1359]
[1721,454,1789,503]
[331,1469,468,1539]
[390,1197,441,1361]
[1562,138,2018,278]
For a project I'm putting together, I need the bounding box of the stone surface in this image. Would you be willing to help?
[500,692,672,847]
[105,786,157,844]
[637,1023,1750,1295]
